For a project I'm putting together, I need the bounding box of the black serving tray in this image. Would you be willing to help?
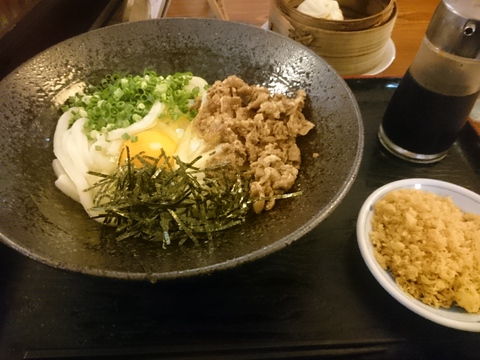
[1,77,479,359]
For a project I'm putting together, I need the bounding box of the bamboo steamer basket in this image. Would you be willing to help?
[269,0,397,76]
[276,0,395,31]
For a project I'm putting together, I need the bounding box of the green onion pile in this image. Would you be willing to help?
[62,71,203,137]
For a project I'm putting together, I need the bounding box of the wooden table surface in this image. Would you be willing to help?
[163,0,440,77]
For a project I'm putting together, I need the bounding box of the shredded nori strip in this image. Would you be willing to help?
[87,149,252,247]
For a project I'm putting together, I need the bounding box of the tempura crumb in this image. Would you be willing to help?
[370,188,480,314]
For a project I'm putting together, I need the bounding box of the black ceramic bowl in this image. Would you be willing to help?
[0,19,363,281]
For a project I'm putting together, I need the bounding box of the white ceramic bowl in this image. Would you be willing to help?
[357,178,480,332]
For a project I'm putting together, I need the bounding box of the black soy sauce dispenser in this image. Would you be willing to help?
[378,0,480,163]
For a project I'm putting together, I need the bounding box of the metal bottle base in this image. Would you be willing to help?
[378,125,448,164]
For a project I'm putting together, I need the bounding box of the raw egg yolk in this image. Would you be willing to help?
[119,130,177,168]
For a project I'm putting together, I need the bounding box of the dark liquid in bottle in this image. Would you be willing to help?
[381,70,480,155]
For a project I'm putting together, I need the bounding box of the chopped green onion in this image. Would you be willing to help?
[63,71,202,134]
